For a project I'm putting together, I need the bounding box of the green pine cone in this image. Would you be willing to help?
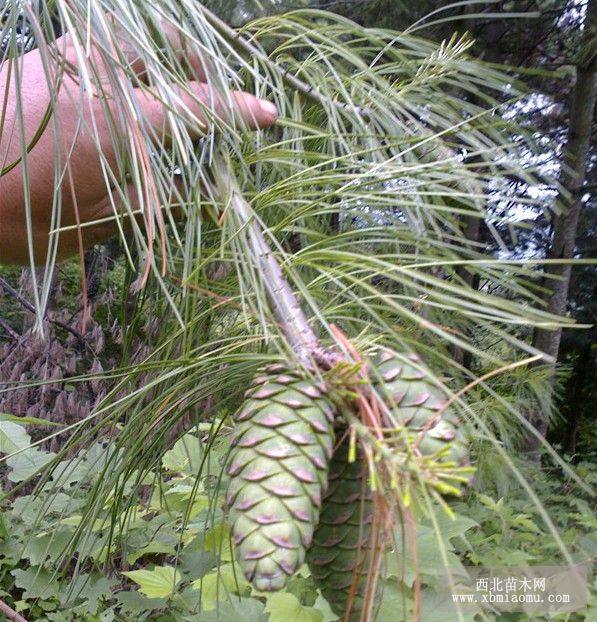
[226,364,336,591]
[307,438,382,622]
[370,347,469,467]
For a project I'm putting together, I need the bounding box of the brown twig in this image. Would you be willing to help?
[0,276,87,348]
[0,599,28,622]
[0,317,19,340]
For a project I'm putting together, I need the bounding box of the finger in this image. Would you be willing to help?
[106,14,209,83]
[135,82,278,140]
[157,20,210,82]
[228,90,279,131]
[61,16,211,84]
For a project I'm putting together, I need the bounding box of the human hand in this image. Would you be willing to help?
[0,20,277,265]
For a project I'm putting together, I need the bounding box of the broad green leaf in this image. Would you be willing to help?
[7,447,55,482]
[38,599,57,611]
[264,592,323,622]
[22,529,73,565]
[282,575,318,605]
[179,548,217,578]
[59,574,116,614]
[51,460,97,488]
[50,443,120,488]
[127,540,177,565]
[188,495,210,518]
[388,524,468,586]
[192,564,250,610]
[0,420,31,454]
[203,523,233,561]
[426,513,479,541]
[418,586,480,622]
[159,484,210,517]
[116,590,167,614]
[11,567,61,600]
[379,583,480,622]
[99,609,116,622]
[162,434,204,475]
[123,566,181,599]
[196,596,267,622]
[11,493,80,524]
[376,582,411,622]
[61,516,107,531]
[313,593,337,622]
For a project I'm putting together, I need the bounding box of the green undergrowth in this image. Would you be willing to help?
[0,418,595,621]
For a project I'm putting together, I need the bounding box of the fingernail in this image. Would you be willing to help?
[260,100,278,118]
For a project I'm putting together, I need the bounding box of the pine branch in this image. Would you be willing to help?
[213,151,340,369]
[214,152,318,362]
[200,5,371,119]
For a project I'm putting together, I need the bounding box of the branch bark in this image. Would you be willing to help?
[213,152,323,366]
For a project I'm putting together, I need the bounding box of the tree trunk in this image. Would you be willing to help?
[524,2,596,455]
[562,338,594,456]
[452,214,482,369]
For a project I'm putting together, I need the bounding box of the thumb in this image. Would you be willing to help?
[65,177,192,257]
